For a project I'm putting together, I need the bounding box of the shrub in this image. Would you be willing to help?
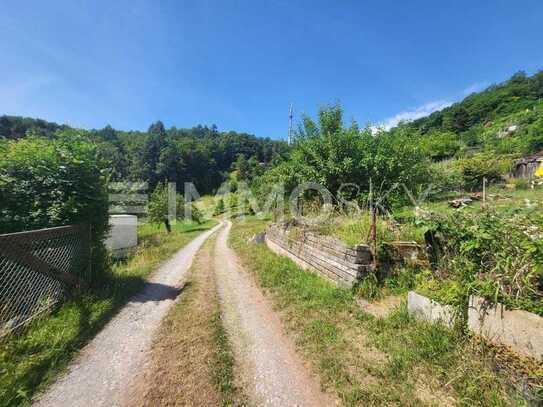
[0,133,109,273]
[421,210,543,316]
[213,198,225,216]
[457,154,511,190]
[430,161,465,193]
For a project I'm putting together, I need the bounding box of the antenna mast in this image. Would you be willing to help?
[288,103,293,145]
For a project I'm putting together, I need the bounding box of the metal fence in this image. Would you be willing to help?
[0,225,90,338]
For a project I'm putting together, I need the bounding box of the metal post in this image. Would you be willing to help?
[369,178,378,270]
[288,104,293,145]
[482,177,487,208]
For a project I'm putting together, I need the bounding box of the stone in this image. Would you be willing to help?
[407,291,456,328]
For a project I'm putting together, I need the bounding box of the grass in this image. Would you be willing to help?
[229,217,529,406]
[194,195,221,218]
[211,311,240,405]
[310,214,425,247]
[130,235,244,406]
[0,219,216,407]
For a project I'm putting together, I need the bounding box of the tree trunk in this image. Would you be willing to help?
[164,218,172,233]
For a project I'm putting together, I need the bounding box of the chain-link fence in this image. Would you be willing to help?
[0,225,90,338]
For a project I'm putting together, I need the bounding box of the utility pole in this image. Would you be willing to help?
[288,103,293,145]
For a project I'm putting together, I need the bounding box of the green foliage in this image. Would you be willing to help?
[430,161,465,192]
[421,210,543,316]
[456,153,512,190]
[0,116,288,196]
[413,71,543,135]
[0,133,109,271]
[213,198,225,216]
[0,115,66,140]
[147,183,172,231]
[259,104,431,208]
[147,184,203,231]
[229,218,525,405]
[419,131,462,160]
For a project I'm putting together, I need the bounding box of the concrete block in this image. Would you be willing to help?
[105,215,138,257]
[407,291,456,328]
[468,296,543,360]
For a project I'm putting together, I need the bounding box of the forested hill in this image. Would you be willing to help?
[0,116,289,194]
[404,71,543,159]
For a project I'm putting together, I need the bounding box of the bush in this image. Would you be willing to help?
[0,133,109,273]
[421,210,543,316]
[457,154,511,190]
[430,161,465,193]
[213,198,225,215]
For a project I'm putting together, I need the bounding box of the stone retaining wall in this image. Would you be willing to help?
[265,225,372,288]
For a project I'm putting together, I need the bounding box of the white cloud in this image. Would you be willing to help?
[380,100,452,130]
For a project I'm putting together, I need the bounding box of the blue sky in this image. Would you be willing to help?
[1,0,542,139]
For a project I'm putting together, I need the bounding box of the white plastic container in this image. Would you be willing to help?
[105,215,138,258]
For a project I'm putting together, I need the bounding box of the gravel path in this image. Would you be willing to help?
[34,223,222,407]
[214,221,335,407]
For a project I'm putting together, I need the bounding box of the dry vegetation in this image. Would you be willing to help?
[126,235,245,407]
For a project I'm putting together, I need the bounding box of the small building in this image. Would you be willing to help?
[512,152,543,178]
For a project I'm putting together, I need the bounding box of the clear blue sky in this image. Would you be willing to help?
[1,0,542,139]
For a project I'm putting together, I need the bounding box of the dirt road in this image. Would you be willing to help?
[214,222,335,406]
[34,223,222,407]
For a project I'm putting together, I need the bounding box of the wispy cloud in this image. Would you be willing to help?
[379,100,452,130]
[462,81,489,96]
[0,75,57,113]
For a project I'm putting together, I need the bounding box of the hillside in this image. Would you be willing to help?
[405,70,543,159]
[0,117,289,195]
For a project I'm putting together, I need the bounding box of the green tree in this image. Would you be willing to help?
[147,183,173,232]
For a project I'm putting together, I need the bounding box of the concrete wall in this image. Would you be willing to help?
[265,225,372,288]
[408,292,543,361]
[468,296,543,360]
[407,291,456,328]
[105,215,138,257]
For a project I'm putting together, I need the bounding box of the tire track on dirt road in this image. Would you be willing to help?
[214,221,336,407]
[34,222,222,407]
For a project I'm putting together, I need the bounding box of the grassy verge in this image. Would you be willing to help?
[229,217,528,406]
[131,234,245,406]
[0,219,216,407]
[211,311,239,404]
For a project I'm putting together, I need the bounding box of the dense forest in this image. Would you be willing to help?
[0,117,289,194]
